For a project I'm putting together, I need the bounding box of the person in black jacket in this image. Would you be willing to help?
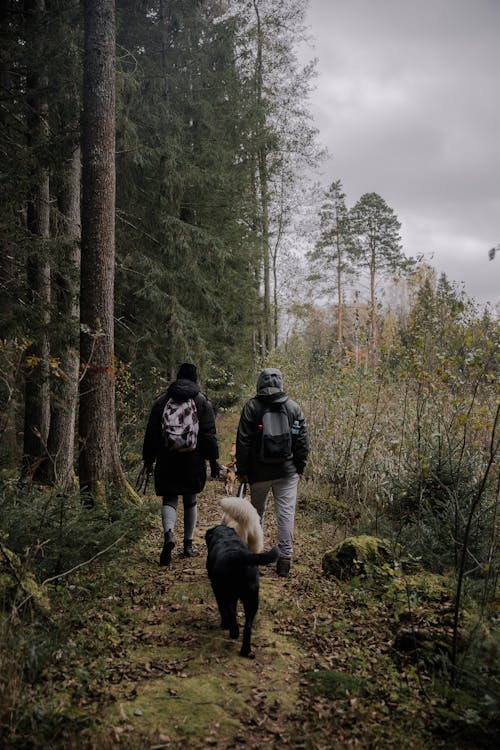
[142,363,219,565]
[236,368,308,577]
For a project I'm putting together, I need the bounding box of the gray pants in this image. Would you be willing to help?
[249,473,299,560]
[162,495,197,540]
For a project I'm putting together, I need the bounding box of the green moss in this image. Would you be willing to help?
[118,674,244,741]
[322,535,400,580]
[305,669,366,699]
[0,545,50,614]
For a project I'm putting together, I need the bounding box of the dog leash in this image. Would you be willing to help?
[237,482,247,498]
[135,466,151,495]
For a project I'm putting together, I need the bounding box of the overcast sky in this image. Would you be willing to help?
[300,0,500,306]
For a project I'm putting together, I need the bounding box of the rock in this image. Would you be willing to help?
[322,535,399,580]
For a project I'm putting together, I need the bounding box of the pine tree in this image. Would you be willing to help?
[349,192,405,361]
[308,180,354,355]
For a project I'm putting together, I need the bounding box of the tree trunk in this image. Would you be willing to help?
[79,0,126,500]
[22,0,51,477]
[36,124,81,490]
[337,246,343,356]
[253,0,273,355]
[370,247,377,365]
[271,170,286,350]
[0,246,19,452]
[0,2,18,452]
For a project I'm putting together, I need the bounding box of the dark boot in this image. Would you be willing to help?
[276,557,291,577]
[183,539,199,557]
[160,530,174,566]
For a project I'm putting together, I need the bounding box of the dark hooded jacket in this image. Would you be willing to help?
[236,368,308,483]
[142,378,219,495]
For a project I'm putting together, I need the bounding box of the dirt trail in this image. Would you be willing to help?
[100,487,312,748]
[91,484,444,750]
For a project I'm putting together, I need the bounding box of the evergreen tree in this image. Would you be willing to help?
[22,0,51,476]
[114,0,260,390]
[79,0,127,499]
[349,191,405,360]
[34,1,82,489]
[0,0,27,452]
[308,179,354,355]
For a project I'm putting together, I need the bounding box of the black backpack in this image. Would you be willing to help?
[259,399,293,463]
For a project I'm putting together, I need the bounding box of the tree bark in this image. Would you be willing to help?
[370,244,377,366]
[79,0,126,499]
[0,0,19,452]
[253,0,273,355]
[337,250,343,356]
[22,0,51,477]
[36,117,81,490]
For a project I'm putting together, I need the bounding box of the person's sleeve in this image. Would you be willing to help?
[198,396,219,462]
[235,401,255,476]
[292,406,309,475]
[142,398,163,468]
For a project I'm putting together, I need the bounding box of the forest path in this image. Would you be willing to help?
[95,483,442,750]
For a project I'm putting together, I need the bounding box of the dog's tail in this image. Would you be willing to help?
[247,546,279,566]
[219,495,256,524]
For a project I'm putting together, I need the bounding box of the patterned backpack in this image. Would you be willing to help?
[162,397,199,452]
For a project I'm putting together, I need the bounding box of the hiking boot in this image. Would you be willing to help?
[183,539,199,558]
[160,531,175,566]
[276,557,291,577]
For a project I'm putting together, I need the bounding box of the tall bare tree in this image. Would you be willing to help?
[22,0,51,476]
[79,0,127,499]
[36,97,81,489]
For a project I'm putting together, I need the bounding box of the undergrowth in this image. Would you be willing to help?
[0,482,158,748]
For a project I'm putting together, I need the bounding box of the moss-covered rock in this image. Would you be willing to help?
[322,535,400,580]
[0,543,50,615]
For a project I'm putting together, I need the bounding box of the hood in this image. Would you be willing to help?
[167,378,200,402]
[256,368,286,398]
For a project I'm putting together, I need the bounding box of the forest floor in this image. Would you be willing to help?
[39,478,493,750]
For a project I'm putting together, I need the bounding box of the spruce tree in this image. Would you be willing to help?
[22,0,51,476]
[79,0,128,499]
[114,0,260,389]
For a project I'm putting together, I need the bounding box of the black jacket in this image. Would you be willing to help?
[142,379,219,496]
[236,391,308,483]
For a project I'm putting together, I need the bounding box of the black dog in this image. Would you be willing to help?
[205,525,278,657]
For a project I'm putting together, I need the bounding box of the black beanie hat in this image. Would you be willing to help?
[176,362,198,382]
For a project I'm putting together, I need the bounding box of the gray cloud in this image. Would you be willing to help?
[302,0,500,304]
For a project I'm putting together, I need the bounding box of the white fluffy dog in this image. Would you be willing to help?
[219,496,264,553]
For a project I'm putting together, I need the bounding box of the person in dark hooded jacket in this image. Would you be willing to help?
[236,368,308,577]
[142,363,219,565]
